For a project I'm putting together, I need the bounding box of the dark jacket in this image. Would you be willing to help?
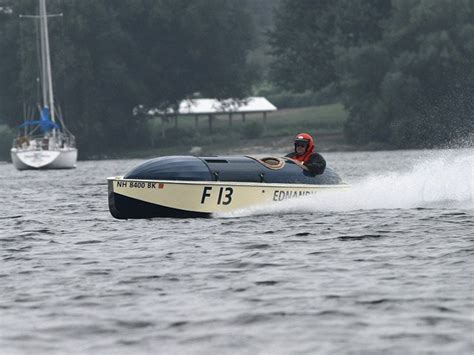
[285,152,326,175]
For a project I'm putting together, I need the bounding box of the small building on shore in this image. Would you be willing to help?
[149,97,277,137]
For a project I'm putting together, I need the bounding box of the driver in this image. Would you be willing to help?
[285,133,326,175]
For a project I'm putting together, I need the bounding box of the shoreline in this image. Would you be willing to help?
[2,132,471,162]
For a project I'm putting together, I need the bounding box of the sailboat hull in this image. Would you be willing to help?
[11,148,77,170]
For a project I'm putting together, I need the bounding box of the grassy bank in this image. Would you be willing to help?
[123,103,351,158]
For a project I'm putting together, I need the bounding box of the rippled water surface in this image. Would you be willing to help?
[1,149,473,354]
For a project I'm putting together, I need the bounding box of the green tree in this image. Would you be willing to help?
[0,1,24,129]
[269,0,337,92]
[0,0,257,157]
[341,0,474,147]
[269,0,390,93]
[270,0,473,147]
[245,0,281,80]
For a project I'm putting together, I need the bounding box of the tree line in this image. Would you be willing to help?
[0,0,472,160]
[0,0,257,157]
[270,0,473,147]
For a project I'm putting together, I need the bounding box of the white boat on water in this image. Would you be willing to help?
[108,156,349,218]
[10,0,77,170]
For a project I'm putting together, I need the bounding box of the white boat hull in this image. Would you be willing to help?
[11,148,77,170]
[108,177,349,218]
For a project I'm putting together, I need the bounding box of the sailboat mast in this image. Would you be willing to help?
[39,0,55,123]
[38,3,48,111]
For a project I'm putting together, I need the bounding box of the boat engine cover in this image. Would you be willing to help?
[124,156,212,181]
[124,155,343,185]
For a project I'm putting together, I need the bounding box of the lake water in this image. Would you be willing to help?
[1,148,473,354]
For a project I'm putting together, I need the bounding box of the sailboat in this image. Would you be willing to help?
[10,0,77,170]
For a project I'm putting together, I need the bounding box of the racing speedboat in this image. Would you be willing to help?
[108,155,348,218]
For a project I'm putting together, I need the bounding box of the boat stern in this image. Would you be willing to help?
[12,149,60,169]
[108,177,125,219]
[107,177,211,219]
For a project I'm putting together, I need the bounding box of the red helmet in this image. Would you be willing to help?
[294,133,315,154]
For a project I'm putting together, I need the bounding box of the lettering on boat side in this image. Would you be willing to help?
[116,181,158,189]
[273,190,315,201]
[201,186,233,205]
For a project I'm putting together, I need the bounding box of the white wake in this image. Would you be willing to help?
[220,150,474,217]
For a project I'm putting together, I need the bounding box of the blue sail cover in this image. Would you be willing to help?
[18,107,60,133]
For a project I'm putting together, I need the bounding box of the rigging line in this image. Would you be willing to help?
[58,0,67,129]
[49,0,67,132]
[56,103,66,130]
[34,7,43,111]
[19,14,63,19]
[27,105,33,121]
[19,15,27,126]
[29,124,40,136]
[27,103,42,136]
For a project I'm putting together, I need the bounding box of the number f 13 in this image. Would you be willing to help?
[201,186,233,205]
